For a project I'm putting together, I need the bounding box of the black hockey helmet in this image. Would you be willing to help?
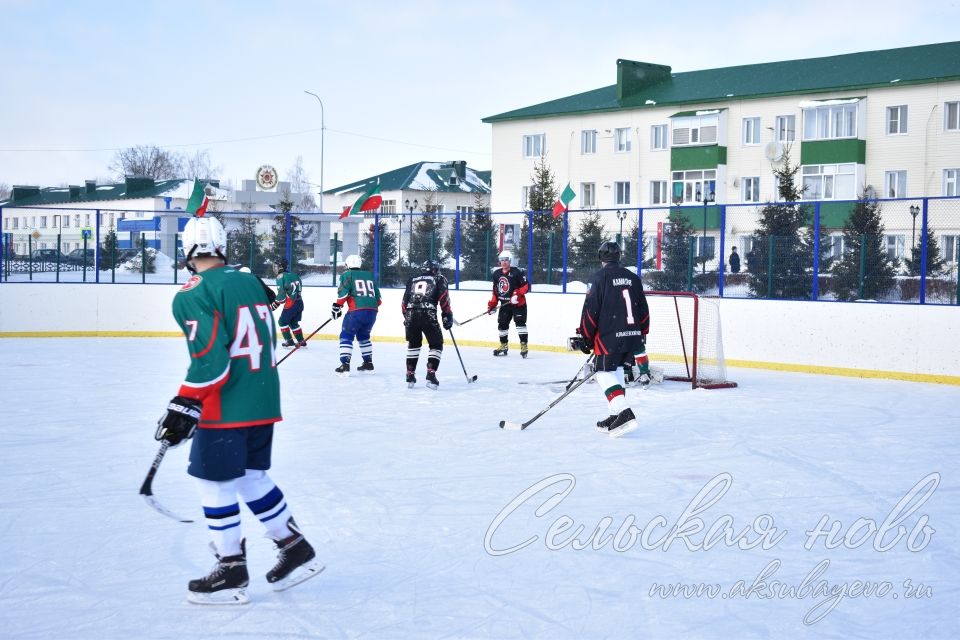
[422,259,440,275]
[598,241,621,264]
[276,258,288,274]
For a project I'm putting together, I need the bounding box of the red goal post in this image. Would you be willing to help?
[644,291,737,389]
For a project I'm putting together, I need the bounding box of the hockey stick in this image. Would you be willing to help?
[447,329,478,383]
[139,440,194,523]
[566,354,596,391]
[277,317,334,365]
[500,359,596,431]
[454,306,499,327]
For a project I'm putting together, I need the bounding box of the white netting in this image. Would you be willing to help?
[644,291,736,389]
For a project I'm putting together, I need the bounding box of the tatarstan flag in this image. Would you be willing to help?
[339,183,383,219]
[186,179,210,217]
[552,183,576,218]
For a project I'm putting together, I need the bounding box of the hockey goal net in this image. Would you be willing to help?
[644,291,737,389]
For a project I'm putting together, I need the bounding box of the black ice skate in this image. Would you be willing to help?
[187,540,250,605]
[357,361,375,373]
[406,371,416,388]
[596,414,617,432]
[520,344,529,359]
[425,370,439,390]
[297,340,308,348]
[334,362,350,377]
[282,340,296,348]
[266,518,324,591]
[493,345,509,357]
[603,408,638,438]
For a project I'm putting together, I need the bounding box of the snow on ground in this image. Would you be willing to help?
[1,338,958,639]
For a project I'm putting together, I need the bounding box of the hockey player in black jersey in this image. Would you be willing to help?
[579,241,650,437]
[487,250,530,357]
[401,260,454,389]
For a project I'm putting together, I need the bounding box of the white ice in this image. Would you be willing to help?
[1,338,958,639]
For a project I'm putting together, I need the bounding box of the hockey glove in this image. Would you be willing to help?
[579,339,593,355]
[510,294,519,305]
[487,301,498,314]
[442,312,453,330]
[155,396,202,448]
[270,299,282,311]
[331,302,343,319]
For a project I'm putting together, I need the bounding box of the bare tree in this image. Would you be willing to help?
[182,149,221,181]
[108,145,182,180]
[286,156,316,212]
[0,182,10,201]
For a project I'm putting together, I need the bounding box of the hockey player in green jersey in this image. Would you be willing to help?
[331,254,382,375]
[272,258,306,348]
[155,215,322,604]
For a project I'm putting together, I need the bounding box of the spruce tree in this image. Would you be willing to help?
[228,214,268,277]
[648,209,699,292]
[101,229,120,269]
[517,155,562,282]
[266,188,305,269]
[360,221,401,286]
[747,149,815,299]
[830,192,899,300]
[569,210,607,282]
[408,213,448,268]
[450,211,496,282]
[903,227,946,278]
[622,219,654,271]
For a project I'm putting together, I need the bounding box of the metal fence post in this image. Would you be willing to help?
[718,205,727,297]
[561,211,569,293]
[812,202,821,300]
[454,212,461,289]
[919,198,929,304]
[95,209,101,284]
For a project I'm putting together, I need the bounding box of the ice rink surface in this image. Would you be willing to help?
[1,337,958,640]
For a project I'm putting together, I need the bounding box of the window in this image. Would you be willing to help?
[696,236,716,260]
[946,102,960,131]
[521,185,536,210]
[30,216,36,228]
[884,234,906,260]
[742,117,761,145]
[672,113,718,146]
[581,183,596,207]
[614,181,631,205]
[945,169,960,196]
[885,171,907,198]
[651,124,668,150]
[775,115,796,142]
[380,199,397,214]
[941,235,960,263]
[827,234,846,259]
[887,106,908,135]
[63,215,70,228]
[802,102,858,140]
[424,204,444,214]
[523,134,545,158]
[614,128,631,153]
[801,163,856,200]
[12,218,18,229]
[742,177,760,202]
[84,214,91,227]
[650,181,668,205]
[39,216,47,228]
[581,130,597,154]
[671,170,717,204]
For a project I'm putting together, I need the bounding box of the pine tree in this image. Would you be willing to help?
[266,188,305,269]
[408,213,448,268]
[228,214,268,277]
[830,193,899,300]
[569,210,606,281]
[622,219,654,271]
[747,149,816,299]
[101,229,120,269]
[648,208,699,292]
[517,155,562,282]
[449,211,496,282]
[903,227,947,278]
[132,233,156,274]
[360,221,401,286]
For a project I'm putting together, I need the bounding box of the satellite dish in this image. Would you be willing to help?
[764,141,784,162]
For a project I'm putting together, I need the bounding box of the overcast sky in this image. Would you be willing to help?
[1,0,957,204]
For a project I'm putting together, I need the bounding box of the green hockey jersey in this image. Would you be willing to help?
[172,265,282,429]
[337,269,382,311]
[275,271,303,309]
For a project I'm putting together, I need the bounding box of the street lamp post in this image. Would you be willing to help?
[616,209,628,249]
[910,204,920,252]
[404,198,418,258]
[699,188,715,274]
[394,214,403,263]
[303,91,325,214]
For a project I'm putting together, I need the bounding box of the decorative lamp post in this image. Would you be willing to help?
[303,91,325,214]
[404,198,418,257]
[616,209,628,249]
[910,204,920,252]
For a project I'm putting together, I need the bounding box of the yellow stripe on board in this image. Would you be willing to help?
[2,332,958,386]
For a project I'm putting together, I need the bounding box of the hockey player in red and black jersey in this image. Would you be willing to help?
[401,260,453,389]
[579,241,650,437]
[487,250,530,357]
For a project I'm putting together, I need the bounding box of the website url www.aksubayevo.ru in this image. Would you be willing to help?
[648,559,933,625]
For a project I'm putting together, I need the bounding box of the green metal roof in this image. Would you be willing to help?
[0,178,190,208]
[324,161,491,195]
[482,41,960,123]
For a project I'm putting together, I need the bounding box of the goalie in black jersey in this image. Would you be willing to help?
[401,260,453,389]
[579,241,650,438]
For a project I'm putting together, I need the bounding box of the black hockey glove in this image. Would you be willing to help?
[270,299,283,311]
[442,312,453,330]
[155,396,202,448]
[579,339,593,355]
[331,302,343,319]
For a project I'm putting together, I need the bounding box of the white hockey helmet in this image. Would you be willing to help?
[182,216,226,260]
[345,254,362,269]
[498,250,513,265]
